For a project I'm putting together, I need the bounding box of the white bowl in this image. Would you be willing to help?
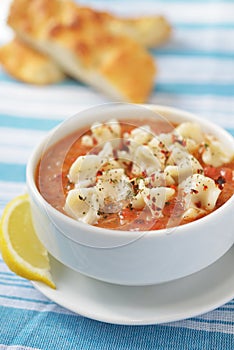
[26,104,234,285]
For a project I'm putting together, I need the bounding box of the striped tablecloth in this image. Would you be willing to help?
[0,0,234,349]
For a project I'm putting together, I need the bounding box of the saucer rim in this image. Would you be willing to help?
[32,245,234,325]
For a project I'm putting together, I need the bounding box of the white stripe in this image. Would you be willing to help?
[0,83,110,118]
[0,185,26,214]
[0,266,74,316]
[0,101,88,120]
[0,128,46,147]
[0,0,13,44]
[0,82,234,120]
[165,316,234,334]
[0,181,25,195]
[165,28,234,53]
[0,146,31,164]
[0,295,74,317]
[199,308,234,322]
[150,95,234,128]
[0,281,52,303]
[157,57,234,83]
[0,82,110,104]
[0,95,233,129]
[0,182,26,213]
[191,111,234,130]
[80,1,234,23]
[0,128,46,164]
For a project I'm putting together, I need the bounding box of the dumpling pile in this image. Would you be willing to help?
[64,119,233,225]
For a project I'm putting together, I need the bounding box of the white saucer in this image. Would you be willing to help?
[32,245,234,325]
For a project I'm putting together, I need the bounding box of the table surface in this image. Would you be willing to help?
[0,0,234,349]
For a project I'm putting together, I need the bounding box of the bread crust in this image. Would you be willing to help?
[67,5,171,48]
[0,38,65,84]
[8,0,156,102]
[109,15,171,48]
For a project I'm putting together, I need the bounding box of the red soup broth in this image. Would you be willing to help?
[36,118,234,231]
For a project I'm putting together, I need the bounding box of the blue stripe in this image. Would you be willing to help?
[0,114,61,131]
[0,275,30,283]
[175,22,234,30]
[59,77,86,87]
[0,281,34,289]
[218,307,234,312]
[0,271,16,276]
[0,71,21,83]
[152,49,234,59]
[0,306,234,350]
[155,83,234,96]
[2,81,233,101]
[0,70,85,88]
[226,128,234,136]
[0,294,54,305]
[0,163,26,182]
[0,70,83,88]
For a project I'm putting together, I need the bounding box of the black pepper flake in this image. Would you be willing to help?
[97,210,107,216]
[127,203,133,210]
[79,195,86,201]
[215,176,226,190]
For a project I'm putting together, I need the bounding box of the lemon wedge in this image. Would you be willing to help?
[0,194,55,289]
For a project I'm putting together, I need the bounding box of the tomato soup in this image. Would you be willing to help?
[36,118,234,231]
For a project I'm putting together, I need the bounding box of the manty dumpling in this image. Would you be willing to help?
[63,119,234,226]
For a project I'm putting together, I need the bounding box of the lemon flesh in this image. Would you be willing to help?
[0,194,55,288]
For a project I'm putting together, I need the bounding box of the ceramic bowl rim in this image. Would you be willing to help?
[26,103,234,241]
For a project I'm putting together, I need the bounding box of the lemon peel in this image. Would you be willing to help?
[0,194,55,289]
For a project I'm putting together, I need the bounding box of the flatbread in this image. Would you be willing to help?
[0,38,65,84]
[7,0,156,102]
